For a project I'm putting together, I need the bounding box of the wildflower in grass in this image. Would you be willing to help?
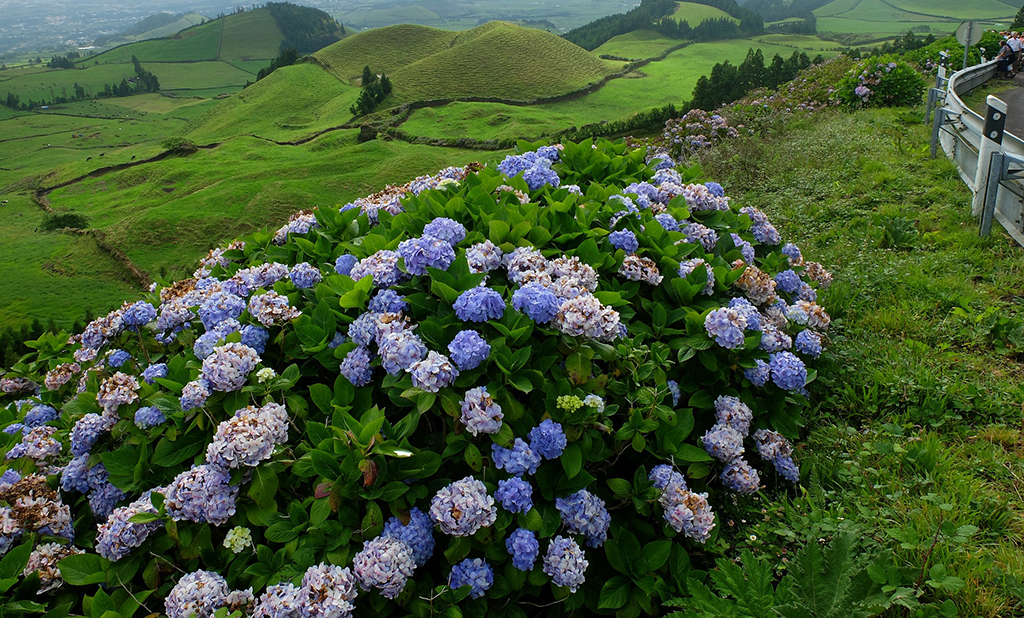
[248,292,301,327]
[164,570,230,618]
[399,236,456,276]
[340,347,374,387]
[459,387,503,436]
[301,563,358,618]
[429,477,496,537]
[180,379,212,411]
[142,363,167,385]
[769,351,807,391]
[703,423,744,463]
[206,403,289,469]
[714,395,753,435]
[794,330,822,358]
[608,230,639,253]
[223,526,253,554]
[134,406,166,429]
[447,330,490,370]
[678,258,714,295]
[512,282,560,323]
[721,459,761,494]
[382,507,435,566]
[201,343,260,392]
[704,307,747,349]
[495,477,533,513]
[334,254,358,276]
[353,536,416,599]
[449,558,493,599]
[97,372,140,412]
[492,438,541,476]
[506,528,540,571]
[408,351,459,393]
[164,464,239,525]
[543,536,588,592]
[528,419,566,459]
[423,217,467,246]
[744,359,771,387]
[556,489,610,547]
[466,240,503,273]
[453,287,504,322]
[289,263,322,289]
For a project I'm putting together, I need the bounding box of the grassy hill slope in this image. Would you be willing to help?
[670,1,738,24]
[313,24,458,84]
[388,22,616,102]
[813,0,1019,35]
[93,12,208,47]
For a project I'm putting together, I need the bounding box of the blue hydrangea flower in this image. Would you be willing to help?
[453,287,505,322]
[543,536,588,593]
[682,222,719,252]
[95,491,162,561]
[379,331,427,375]
[555,489,611,547]
[350,250,404,288]
[759,324,792,353]
[492,438,541,476]
[769,351,807,391]
[70,413,113,456]
[459,387,502,435]
[193,319,240,360]
[753,429,799,483]
[201,343,260,392]
[495,477,533,513]
[369,289,408,314]
[23,405,58,428]
[497,152,542,178]
[527,419,566,459]
[744,359,771,387]
[649,464,686,491]
[781,243,802,265]
[352,536,416,599]
[714,395,753,435]
[773,456,800,482]
[335,254,358,276]
[506,528,540,571]
[122,301,157,329]
[142,363,168,385]
[728,297,762,331]
[399,236,456,276]
[523,165,561,191]
[340,347,374,387]
[465,240,503,274]
[181,379,212,411]
[240,325,269,354]
[667,380,681,407]
[703,423,744,463]
[655,213,680,232]
[164,464,239,525]
[658,484,715,543]
[164,570,228,618]
[704,307,747,349]
[608,229,639,253]
[447,330,490,370]
[449,558,493,599]
[429,476,496,536]
[794,330,822,358]
[721,459,761,494]
[300,564,357,617]
[61,455,90,493]
[134,406,166,429]
[775,270,802,294]
[705,181,725,197]
[536,145,561,161]
[422,217,467,246]
[198,291,246,330]
[106,349,131,368]
[347,311,380,348]
[89,480,126,521]
[328,331,347,349]
[512,283,560,323]
[408,351,459,393]
[730,233,755,264]
[289,262,322,289]
[382,507,435,567]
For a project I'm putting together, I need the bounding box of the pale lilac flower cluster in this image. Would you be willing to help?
[754,429,800,483]
[134,406,166,429]
[555,489,611,547]
[180,379,212,411]
[459,387,503,435]
[730,233,755,264]
[201,343,260,392]
[23,542,84,593]
[704,307,747,349]
[466,240,503,273]
[408,351,459,393]
[618,255,663,285]
[163,464,239,525]
[528,419,566,459]
[273,212,319,245]
[382,508,435,566]
[768,351,807,391]
[379,331,428,375]
[504,247,551,285]
[44,363,80,390]
[721,460,761,494]
[7,426,61,461]
[449,558,493,599]
[608,229,639,253]
[702,423,744,462]
[555,294,621,342]
[661,109,740,158]
[715,396,753,434]
[453,287,505,322]
[398,235,456,276]
[543,536,588,592]
[447,330,489,370]
[297,563,358,618]
[795,330,822,358]
[248,291,302,327]
[290,263,322,289]
[745,359,771,386]
[96,491,162,561]
[142,362,168,385]
[340,347,374,387]
[206,403,289,469]
[422,217,467,245]
[492,438,541,476]
[495,477,533,513]
[512,282,560,323]
[368,289,408,314]
[680,183,729,212]
[681,222,719,251]
[97,372,140,412]
[353,536,416,599]
[649,466,716,543]
[740,206,781,245]
[506,528,539,571]
[429,476,496,537]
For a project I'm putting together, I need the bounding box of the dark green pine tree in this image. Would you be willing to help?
[362,65,377,86]
[1014,5,1024,31]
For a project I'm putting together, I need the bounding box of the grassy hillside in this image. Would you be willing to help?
[313,24,458,84]
[387,22,617,102]
[593,29,684,59]
[94,12,208,47]
[814,0,1018,36]
[670,1,738,24]
[0,64,138,104]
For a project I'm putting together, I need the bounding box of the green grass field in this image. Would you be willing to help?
[144,61,255,91]
[339,5,442,29]
[387,23,617,103]
[670,1,737,25]
[84,22,222,64]
[0,64,139,104]
[218,10,285,60]
[592,29,684,59]
[313,24,459,84]
[813,0,1017,36]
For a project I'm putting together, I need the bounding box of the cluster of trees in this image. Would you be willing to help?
[46,51,81,69]
[742,0,830,23]
[266,2,345,54]
[251,47,299,84]
[691,48,820,110]
[563,0,763,51]
[562,102,688,141]
[1014,5,1024,31]
[1,55,159,110]
[350,66,392,115]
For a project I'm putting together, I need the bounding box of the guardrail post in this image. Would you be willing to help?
[930,105,944,158]
[972,96,1007,216]
[926,86,945,125]
[980,152,1005,237]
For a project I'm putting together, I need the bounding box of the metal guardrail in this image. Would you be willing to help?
[929,60,1024,246]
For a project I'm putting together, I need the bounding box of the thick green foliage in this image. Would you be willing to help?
[835,56,924,108]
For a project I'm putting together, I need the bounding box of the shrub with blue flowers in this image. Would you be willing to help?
[0,138,833,617]
[836,55,924,108]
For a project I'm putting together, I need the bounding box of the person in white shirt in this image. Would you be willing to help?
[1011,32,1024,71]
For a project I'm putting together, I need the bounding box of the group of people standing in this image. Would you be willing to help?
[996,31,1022,79]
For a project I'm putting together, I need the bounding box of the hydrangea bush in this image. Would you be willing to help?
[0,139,832,618]
[835,56,924,108]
